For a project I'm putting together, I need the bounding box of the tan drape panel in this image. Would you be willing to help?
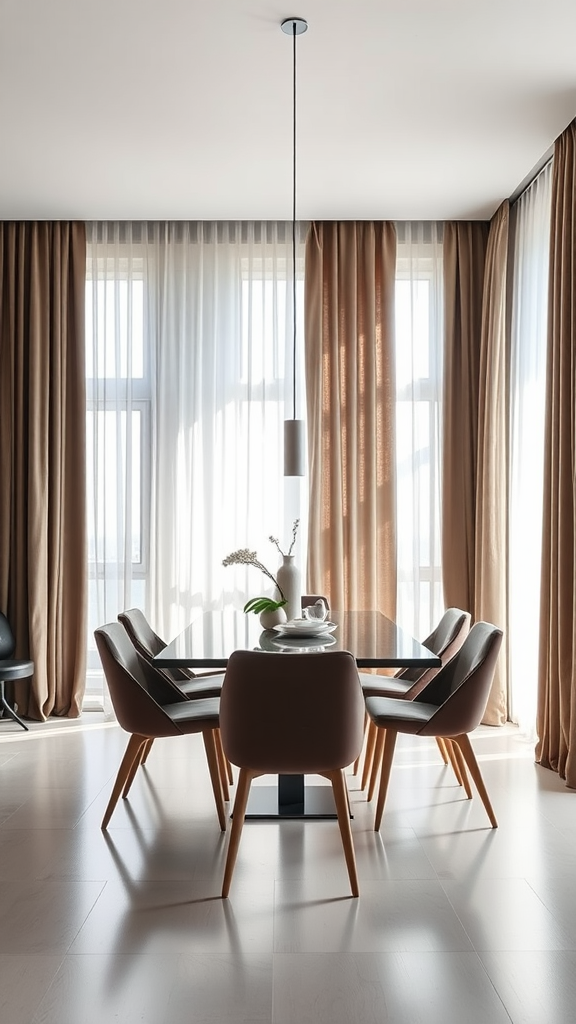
[442,222,489,615]
[0,222,87,719]
[537,121,576,786]
[474,202,509,724]
[304,221,397,615]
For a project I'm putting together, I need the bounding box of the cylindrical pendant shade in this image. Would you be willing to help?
[284,419,306,476]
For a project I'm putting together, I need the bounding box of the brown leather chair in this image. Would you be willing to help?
[365,621,503,831]
[219,649,365,898]
[118,608,224,692]
[118,608,232,793]
[358,608,471,796]
[94,622,226,832]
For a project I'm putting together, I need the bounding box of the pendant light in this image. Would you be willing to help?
[282,16,307,477]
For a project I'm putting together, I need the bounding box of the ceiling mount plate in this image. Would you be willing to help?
[281,17,308,35]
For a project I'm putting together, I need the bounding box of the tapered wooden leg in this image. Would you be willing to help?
[361,719,378,791]
[222,768,256,897]
[102,734,146,830]
[445,738,464,786]
[374,729,398,831]
[352,712,368,775]
[140,738,154,765]
[436,737,449,765]
[451,739,472,799]
[327,769,359,897]
[214,729,230,801]
[367,726,386,802]
[453,733,498,827]
[122,738,149,797]
[202,729,227,831]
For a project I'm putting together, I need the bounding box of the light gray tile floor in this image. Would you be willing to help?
[0,715,573,1023]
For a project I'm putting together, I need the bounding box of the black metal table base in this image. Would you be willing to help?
[240,774,351,820]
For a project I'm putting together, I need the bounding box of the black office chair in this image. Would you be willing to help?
[0,612,33,731]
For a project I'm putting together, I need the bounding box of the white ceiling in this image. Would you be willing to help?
[2,0,576,221]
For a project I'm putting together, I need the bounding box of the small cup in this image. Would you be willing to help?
[302,599,328,622]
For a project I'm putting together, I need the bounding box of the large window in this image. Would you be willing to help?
[508,164,552,735]
[394,223,444,640]
[85,222,305,698]
[85,256,150,691]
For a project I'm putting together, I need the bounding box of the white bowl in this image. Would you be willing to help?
[272,620,337,638]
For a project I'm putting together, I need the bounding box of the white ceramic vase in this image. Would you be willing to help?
[276,555,301,622]
[259,606,287,629]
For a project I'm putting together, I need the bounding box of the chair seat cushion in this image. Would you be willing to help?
[364,695,438,734]
[179,674,224,699]
[163,696,220,728]
[0,659,34,682]
[358,672,412,698]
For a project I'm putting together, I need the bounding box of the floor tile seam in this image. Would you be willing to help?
[0,804,29,828]
[71,780,125,830]
[473,948,520,1023]
[14,954,67,1024]
[2,820,93,831]
[435,879,485,953]
[58,879,110,957]
[522,874,576,947]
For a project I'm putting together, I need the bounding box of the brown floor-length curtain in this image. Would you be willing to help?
[536,121,576,786]
[442,222,489,616]
[0,222,87,719]
[304,221,397,615]
[474,201,510,724]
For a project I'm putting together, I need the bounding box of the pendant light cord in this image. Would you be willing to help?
[291,22,297,422]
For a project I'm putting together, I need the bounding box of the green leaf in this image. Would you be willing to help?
[243,596,287,615]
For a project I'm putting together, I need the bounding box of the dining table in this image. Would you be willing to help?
[154,608,441,820]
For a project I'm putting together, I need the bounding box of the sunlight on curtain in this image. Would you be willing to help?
[509,163,552,738]
[85,222,306,695]
[395,223,444,640]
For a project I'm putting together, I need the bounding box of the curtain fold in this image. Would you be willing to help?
[304,221,397,614]
[474,201,510,724]
[442,222,489,616]
[537,121,576,787]
[0,222,87,719]
[508,162,552,737]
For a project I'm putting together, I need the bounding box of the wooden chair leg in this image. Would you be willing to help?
[122,737,149,798]
[451,739,472,799]
[445,738,464,787]
[453,733,498,828]
[214,729,230,802]
[367,726,386,802]
[222,767,256,897]
[327,768,359,897]
[102,734,146,830]
[436,737,449,765]
[202,729,227,832]
[141,738,154,765]
[361,719,378,791]
[352,712,368,775]
[374,729,398,831]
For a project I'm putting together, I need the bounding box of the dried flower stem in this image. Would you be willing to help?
[269,518,300,558]
[222,548,286,602]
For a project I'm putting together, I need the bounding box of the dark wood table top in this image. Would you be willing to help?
[154,609,440,671]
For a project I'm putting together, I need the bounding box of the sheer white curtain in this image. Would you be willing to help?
[509,163,552,737]
[86,222,305,690]
[394,223,444,640]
